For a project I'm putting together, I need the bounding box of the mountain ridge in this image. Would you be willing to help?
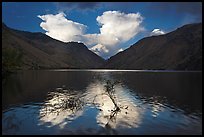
[2,22,202,70]
[104,22,202,70]
[2,23,105,70]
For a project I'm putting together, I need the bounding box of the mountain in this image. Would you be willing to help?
[2,23,105,70]
[2,23,202,71]
[104,23,202,70]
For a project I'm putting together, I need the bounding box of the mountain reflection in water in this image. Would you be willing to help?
[2,70,202,135]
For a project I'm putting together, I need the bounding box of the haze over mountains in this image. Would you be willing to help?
[2,22,202,70]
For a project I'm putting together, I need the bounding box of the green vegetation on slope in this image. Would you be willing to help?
[2,47,23,78]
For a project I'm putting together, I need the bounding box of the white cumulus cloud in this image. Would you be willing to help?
[38,11,144,59]
[90,44,109,56]
[150,29,165,36]
[96,11,144,44]
[38,12,87,42]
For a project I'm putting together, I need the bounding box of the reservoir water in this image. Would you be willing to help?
[2,70,202,135]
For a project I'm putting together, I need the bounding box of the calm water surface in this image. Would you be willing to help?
[2,70,202,135]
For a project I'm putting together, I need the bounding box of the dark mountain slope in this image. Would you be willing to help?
[2,23,105,70]
[104,23,202,70]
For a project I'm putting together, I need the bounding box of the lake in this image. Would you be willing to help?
[2,70,202,135]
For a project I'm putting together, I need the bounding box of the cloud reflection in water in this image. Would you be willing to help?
[38,79,144,131]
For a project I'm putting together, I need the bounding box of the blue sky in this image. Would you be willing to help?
[2,2,202,59]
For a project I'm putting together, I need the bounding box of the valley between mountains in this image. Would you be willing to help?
[2,23,202,71]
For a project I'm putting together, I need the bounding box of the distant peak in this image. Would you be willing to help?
[67,41,88,49]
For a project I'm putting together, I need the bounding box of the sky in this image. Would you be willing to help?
[2,2,202,59]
